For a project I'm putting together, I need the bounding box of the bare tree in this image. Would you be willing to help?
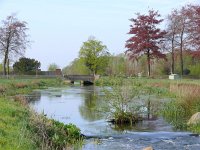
[186,5,200,55]
[0,14,29,75]
[166,6,191,75]
[164,10,180,74]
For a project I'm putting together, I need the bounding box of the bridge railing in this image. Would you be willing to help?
[64,75,99,82]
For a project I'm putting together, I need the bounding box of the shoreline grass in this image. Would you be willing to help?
[0,78,83,150]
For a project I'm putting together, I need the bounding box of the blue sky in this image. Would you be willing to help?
[0,0,199,70]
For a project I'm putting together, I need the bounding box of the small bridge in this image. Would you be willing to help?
[64,75,100,85]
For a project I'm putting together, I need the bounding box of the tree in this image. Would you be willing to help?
[0,14,29,75]
[165,4,200,75]
[164,10,180,74]
[48,63,59,71]
[125,10,166,76]
[13,57,40,75]
[185,5,200,57]
[79,37,110,75]
[62,58,90,75]
[174,7,190,76]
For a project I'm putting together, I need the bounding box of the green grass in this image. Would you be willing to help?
[0,98,36,150]
[0,78,83,150]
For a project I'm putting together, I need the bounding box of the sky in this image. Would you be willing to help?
[0,0,199,70]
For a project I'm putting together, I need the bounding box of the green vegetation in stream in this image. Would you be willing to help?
[0,78,83,150]
[96,77,200,133]
[100,77,169,125]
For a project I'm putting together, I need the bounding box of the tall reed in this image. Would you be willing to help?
[162,83,200,130]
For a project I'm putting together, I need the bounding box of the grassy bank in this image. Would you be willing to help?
[0,97,35,150]
[0,78,82,150]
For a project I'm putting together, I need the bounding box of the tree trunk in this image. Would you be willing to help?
[3,58,7,76]
[171,34,175,74]
[171,51,175,74]
[7,58,10,76]
[147,50,151,77]
[4,31,11,76]
[180,30,184,76]
[3,51,8,76]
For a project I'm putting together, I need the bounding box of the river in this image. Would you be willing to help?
[28,85,200,150]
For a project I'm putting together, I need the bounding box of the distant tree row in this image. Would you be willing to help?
[64,4,200,77]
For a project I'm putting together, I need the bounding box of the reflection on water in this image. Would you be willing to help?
[29,86,172,135]
[29,86,200,150]
[79,86,104,122]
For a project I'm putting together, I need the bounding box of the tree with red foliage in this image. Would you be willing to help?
[125,10,166,76]
[186,5,200,54]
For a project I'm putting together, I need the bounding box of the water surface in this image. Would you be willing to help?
[29,86,200,150]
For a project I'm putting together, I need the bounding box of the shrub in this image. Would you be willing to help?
[29,113,83,149]
[102,79,143,125]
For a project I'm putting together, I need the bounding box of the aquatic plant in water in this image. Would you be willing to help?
[102,79,145,125]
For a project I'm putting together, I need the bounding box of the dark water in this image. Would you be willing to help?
[29,86,200,150]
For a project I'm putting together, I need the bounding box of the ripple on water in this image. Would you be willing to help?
[83,132,200,150]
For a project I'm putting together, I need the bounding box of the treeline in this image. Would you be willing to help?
[63,4,200,77]
[63,52,200,77]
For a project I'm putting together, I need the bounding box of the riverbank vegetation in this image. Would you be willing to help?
[0,78,83,149]
[1,76,200,150]
[95,77,200,133]
[162,83,200,133]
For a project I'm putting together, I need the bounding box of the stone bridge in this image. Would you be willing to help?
[64,75,100,85]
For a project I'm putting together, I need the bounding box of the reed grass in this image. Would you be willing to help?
[162,82,200,131]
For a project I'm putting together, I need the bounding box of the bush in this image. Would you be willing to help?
[189,64,200,76]
[102,79,144,125]
[29,113,83,149]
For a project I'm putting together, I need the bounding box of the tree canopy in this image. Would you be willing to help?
[79,37,110,75]
[62,58,90,75]
[125,10,166,76]
[13,57,40,75]
[48,63,59,71]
